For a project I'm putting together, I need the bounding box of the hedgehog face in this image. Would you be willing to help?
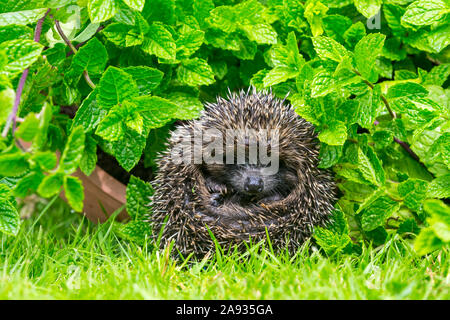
[227,163,292,197]
[203,160,297,203]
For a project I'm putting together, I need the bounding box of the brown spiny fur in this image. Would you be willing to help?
[150,89,336,257]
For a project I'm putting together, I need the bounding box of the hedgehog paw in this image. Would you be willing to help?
[210,193,224,207]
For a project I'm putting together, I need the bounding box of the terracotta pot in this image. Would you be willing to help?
[61,166,130,223]
[20,140,129,223]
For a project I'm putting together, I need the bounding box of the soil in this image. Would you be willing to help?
[96,148,153,185]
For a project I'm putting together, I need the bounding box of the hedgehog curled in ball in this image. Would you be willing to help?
[150,89,337,256]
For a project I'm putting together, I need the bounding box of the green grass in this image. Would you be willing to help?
[1,198,449,300]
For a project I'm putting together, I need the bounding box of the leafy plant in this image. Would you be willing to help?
[0,0,448,256]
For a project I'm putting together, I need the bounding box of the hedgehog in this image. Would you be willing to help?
[150,89,336,257]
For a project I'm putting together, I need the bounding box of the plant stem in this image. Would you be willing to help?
[1,9,51,138]
[54,20,96,90]
[353,68,426,170]
[352,69,396,119]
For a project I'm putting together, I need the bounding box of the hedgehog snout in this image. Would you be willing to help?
[244,176,264,194]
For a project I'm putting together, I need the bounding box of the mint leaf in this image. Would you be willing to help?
[80,135,97,176]
[67,37,108,82]
[126,175,154,219]
[318,120,348,146]
[15,112,39,141]
[427,174,450,198]
[142,22,176,60]
[32,152,57,171]
[414,227,444,255]
[312,36,350,62]
[354,0,382,18]
[0,8,47,26]
[60,126,85,175]
[240,23,277,44]
[64,176,84,212]
[166,92,203,120]
[401,0,448,26]
[358,192,400,231]
[0,39,43,77]
[88,0,118,23]
[0,153,29,177]
[123,66,164,95]
[0,199,19,236]
[72,89,107,133]
[313,226,351,255]
[177,58,215,86]
[37,173,64,198]
[358,146,385,187]
[112,128,146,171]
[97,66,139,108]
[354,33,386,80]
[123,0,145,11]
[398,178,428,212]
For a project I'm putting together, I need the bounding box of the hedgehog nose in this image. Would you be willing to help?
[244,177,264,194]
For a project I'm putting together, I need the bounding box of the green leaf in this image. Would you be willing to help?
[88,0,118,23]
[32,152,57,171]
[357,146,385,187]
[15,112,39,141]
[123,66,164,95]
[13,171,44,198]
[0,199,19,236]
[313,226,351,255]
[80,135,97,176]
[398,218,420,235]
[0,24,33,42]
[318,121,348,146]
[311,70,335,97]
[97,66,139,109]
[312,36,350,62]
[354,0,382,18]
[414,227,444,255]
[112,128,146,171]
[102,23,131,47]
[401,0,448,26]
[176,29,205,59]
[115,220,152,245]
[387,82,429,99]
[59,126,85,175]
[424,199,450,242]
[0,153,29,177]
[398,178,428,212]
[72,89,107,133]
[240,23,277,44]
[165,92,204,120]
[64,176,84,212]
[422,64,450,86]
[142,22,176,60]
[319,143,343,168]
[133,95,179,128]
[37,173,64,198]
[67,37,108,82]
[354,33,386,80]
[126,175,154,219]
[0,8,47,26]
[177,58,215,86]
[427,174,450,198]
[343,22,366,48]
[95,103,128,141]
[304,0,328,37]
[123,0,145,11]
[358,192,400,231]
[0,87,14,126]
[0,39,43,77]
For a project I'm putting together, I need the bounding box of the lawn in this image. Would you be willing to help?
[1,198,448,300]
